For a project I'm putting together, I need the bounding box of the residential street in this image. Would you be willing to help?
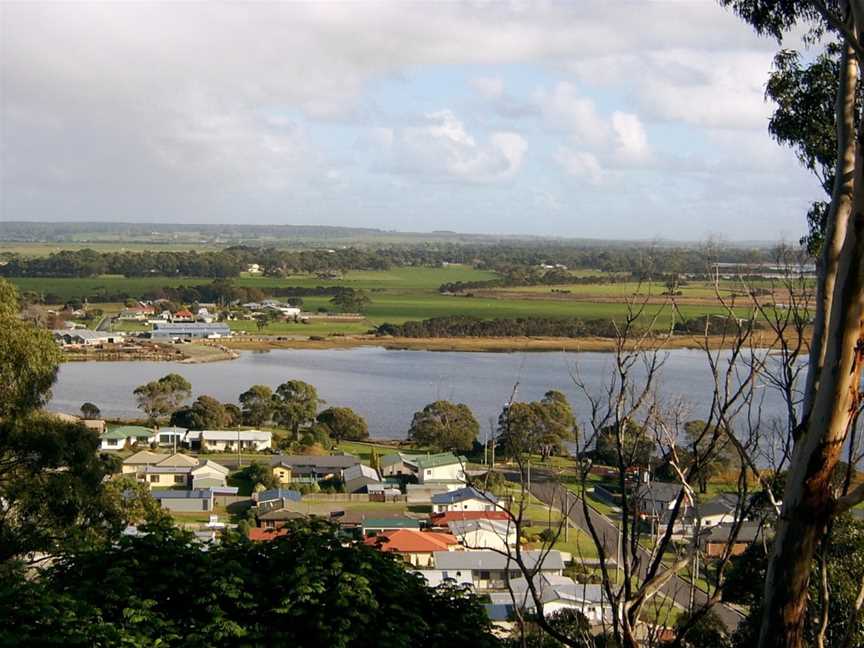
[524,474,744,633]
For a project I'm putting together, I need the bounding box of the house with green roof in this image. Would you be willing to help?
[380,452,466,485]
[100,425,156,451]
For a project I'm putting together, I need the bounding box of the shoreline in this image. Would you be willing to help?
[222,331,799,354]
[57,331,808,363]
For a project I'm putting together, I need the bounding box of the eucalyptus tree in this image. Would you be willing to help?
[719,3,864,646]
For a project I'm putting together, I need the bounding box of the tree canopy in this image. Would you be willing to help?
[316,407,369,441]
[408,400,479,452]
[498,390,577,460]
[239,384,275,426]
[170,395,229,430]
[0,519,499,648]
[133,373,192,422]
[273,380,321,441]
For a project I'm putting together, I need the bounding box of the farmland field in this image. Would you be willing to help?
[10,265,757,337]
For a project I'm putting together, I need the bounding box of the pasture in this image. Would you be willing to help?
[8,265,757,336]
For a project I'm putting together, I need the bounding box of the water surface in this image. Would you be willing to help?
[48,348,791,439]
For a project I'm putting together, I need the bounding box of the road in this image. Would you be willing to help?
[513,472,744,633]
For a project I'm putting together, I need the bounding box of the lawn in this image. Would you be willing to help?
[9,266,752,333]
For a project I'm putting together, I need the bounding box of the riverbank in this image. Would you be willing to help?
[223,330,802,353]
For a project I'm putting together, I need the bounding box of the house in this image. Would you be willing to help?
[364,530,460,567]
[255,488,303,508]
[126,453,228,490]
[431,486,497,514]
[121,450,169,474]
[156,426,187,448]
[700,521,769,558]
[150,322,232,340]
[487,575,610,625]
[191,460,231,489]
[448,518,517,551]
[634,480,691,521]
[269,455,360,484]
[256,508,306,530]
[343,463,381,493]
[117,305,155,321]
[431,550,565,591]
[196,308,216,323]
[141,464,192,489]
[664,493,745,537]
[81,419,106,435]
[361,517,423,535]
[429,510,512,529]
[331,510,412,532]
[53,330,124,347]
[381,452,467,485]
[100,425,156,450]
[185,429,272,452]
[151,488,214,512]
[172,309,195,322]
[248,527,290,541]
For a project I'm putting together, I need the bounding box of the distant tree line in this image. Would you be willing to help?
[375,315,622,338]
[0,241,779,280]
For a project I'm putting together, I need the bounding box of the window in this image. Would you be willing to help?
[174,475,186,485]
[149,475,158,483]
[479,570,490,580]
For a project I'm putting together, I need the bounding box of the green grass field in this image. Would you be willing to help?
[8,266,752,335]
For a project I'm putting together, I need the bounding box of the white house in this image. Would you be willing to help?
[184,429,272,452]
[430,486,497,514]
[382,452,466,485]
[431,550,564,591]
[448,518,517,551]
[488,575,611,625]
[99,425,157,450]
[191,460,231,489]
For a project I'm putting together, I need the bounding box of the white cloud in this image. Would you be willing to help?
[535,82,609,147]
[374,110,527,183]
[556,148,603,185]
[611,111,649,163]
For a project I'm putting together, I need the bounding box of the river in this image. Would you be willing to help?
[47,347,792,439]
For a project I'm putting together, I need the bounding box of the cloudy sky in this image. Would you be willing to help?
[1,1,822,240]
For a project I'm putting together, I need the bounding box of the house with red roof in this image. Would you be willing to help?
[248,527,290,542]
[364,529,460,567]
[429,510,512,529]
[172,309,195,322]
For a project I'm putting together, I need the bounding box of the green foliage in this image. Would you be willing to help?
[79,402,101,420]
[239,384,275,426]
[330,288,372,313]
[675,610,731,648]
[593,419,656,468]
[408,400,479,452]
[0,414,119,561]
[133,373,192,422]
[316,407,369,441]
[235,462,278,492]
[727,515,864,647]
[0,280,61,418]
[498,390,577,460]
[0,520,498,647]
[273,380,320,440]
[170,395,228,430]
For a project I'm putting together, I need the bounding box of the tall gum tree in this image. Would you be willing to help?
[721,2,864,646]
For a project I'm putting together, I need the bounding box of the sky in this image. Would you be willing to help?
[0,1,824,241]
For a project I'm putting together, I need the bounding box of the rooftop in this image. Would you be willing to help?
[270,454,359,469]
[257,488,302,503]
[430,511,511,527]
[433,550,564,571]
[431,486,496,505]
[102,425,154,440]
[365,530,458,554]
[151,489,214,500]
[415,452,465,470]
